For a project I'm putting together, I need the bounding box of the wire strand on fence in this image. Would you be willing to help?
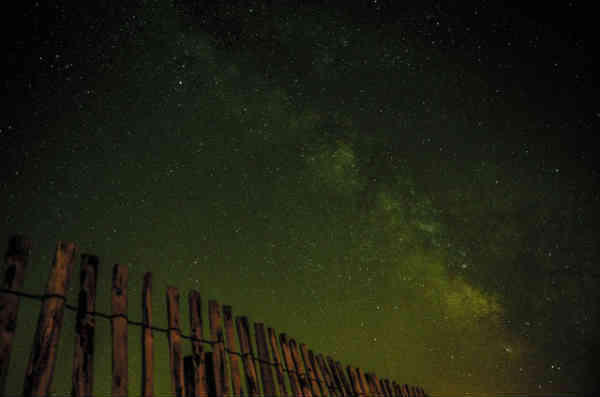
[0,288,325,384]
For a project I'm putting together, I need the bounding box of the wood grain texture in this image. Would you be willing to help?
[167,287,185,397]
[71,254,99,397]
[23,241,77,397]
[111,263,128,397]
[189,291,208,397]
[299,344,321,397]
[236,316,260,396]
[279,333,301,397]
[209,300,228,397]
[223,305,242,397]
[267,327,287,397]
[254,323,276,397]
[289,339,312,397]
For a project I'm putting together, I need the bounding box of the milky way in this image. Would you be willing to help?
[2,1,598,395]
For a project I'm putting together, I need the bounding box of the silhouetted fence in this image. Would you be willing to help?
[0,234,428,397]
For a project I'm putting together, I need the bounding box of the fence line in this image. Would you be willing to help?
[0,234,428,397]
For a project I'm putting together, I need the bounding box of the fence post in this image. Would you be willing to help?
[167,287,185,397]
[23,240,77,397]
[325,356,344,396]
[254,323,276,397]
[267,327,287,397]
[142,273,154,397]
[289,339,312,397]
[299,344,321,397]
[385,379,394,396]
[279,333,301,396]
[400,384,409,397]
[236,316,260,396]
[111,263,128,397]
[369,373,384,397]
[209,300,228,397]
[223,305,243,397]
[364,373,376,397]
[71,254,99,397]
[308,350,328,396]
[356,368,369,397]
[0,235,31,397]
[391,381,399,397]
[334,361,353,396]
[346,366,363,397]
[188,291,208,397]
[381,379,390,397]
[315,354,337,397]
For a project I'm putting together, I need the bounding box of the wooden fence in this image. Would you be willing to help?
[0,234,428,397]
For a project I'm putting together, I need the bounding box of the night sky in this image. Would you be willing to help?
[2,1,599,396]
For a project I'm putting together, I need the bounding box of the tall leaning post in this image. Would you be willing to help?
[209,300,228,397]
[167,287,185,397]
[236,316,260,397]
[267,328,288,397]
[23,240,77,397]
[71,254,99,397]
[223,305,242,397]
[0,235,31,397]
[112,263,128,397]
[188,291,208,397]
[254,323,276,397]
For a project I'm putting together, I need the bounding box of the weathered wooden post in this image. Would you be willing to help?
[71,254,99,397]
[334,361,353,396]
[167,287,185,397]
[289,339,312,397]
[391,381,399,397]
[316,354,337,397]
[326,356,344,396]
[308,350,328,396]
[0,235,31,397]
[385,379,394,396]
[111,263,128,397]
[356,368,369,397]
[142,273,154,397]
[369,373,384,397]
[235,316,260,396]
[299,343,321,397]
[188,291,208,397]
[364,373,375,397]
[401,383,410,397]
[347,366,363,396]
[380,379,389,397]
[279,333,301,396]
[209,300,228,397]
[223,305,242,397]
[23,240,77,397]
[254,322,276,397]
[267,327,287,397]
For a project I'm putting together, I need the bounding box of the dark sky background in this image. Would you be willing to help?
[1,0,599,396]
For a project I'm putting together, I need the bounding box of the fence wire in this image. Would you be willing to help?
[1,288,333,385]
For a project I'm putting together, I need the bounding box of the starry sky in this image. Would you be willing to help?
[1,0,599,396]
